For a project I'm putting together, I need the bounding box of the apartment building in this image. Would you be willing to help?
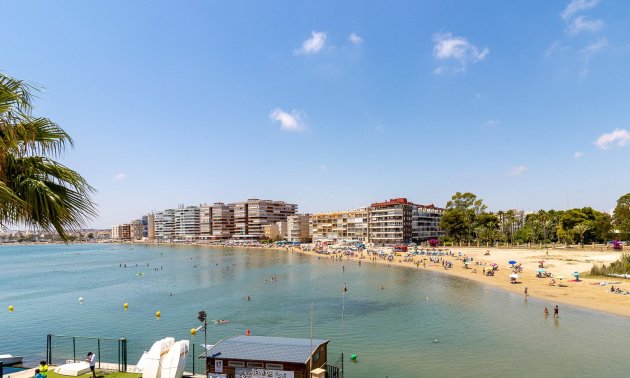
[111,224,131,240]
[154,209,175,241]
[309,209,369,244]
[233,199,297,239]
[412,204,444,241]
[130,219,144,240]
[147,213,156,240]
[263,221,287,240]
[141,215,149,238]
[368,198,413,244]
[287,214,311,242]
[368,198,444,245]
[174,205,200,241]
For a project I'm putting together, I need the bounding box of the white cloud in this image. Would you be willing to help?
[561,0,600,21]
[594,128,630,150]
[581,38,607,56]
[506,165,528,176]
[567,16,604,34]
[484,120,500,127]
[114,173,126,181]
[269,108,307,132]
[348,33,363,45]
[295,31,327,55]
[574,151,584,158]
[432,33,489,74]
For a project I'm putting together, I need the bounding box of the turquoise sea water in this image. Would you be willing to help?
[1,244,629,377]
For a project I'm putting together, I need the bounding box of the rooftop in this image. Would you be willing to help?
[206,335,329,364]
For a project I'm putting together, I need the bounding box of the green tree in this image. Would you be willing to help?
[441,192,487,242]
[613,193,630,240]
[0,73,96,239]
[593,212,613,242]
[573,223,589,246]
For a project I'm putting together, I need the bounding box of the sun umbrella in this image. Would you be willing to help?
[508,260,517,265]
[509,273,519,279]
[573,272,580,277]
[537,269,546,273]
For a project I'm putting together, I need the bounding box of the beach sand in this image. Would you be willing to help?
[290,246,630,318]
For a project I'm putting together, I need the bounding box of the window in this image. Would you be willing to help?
[246,362,264,368]
[227,361,244,368]
[313,351,321,362]
[266,363,283,370]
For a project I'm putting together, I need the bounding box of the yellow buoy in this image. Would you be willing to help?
[155,310,161,318]
[190,328,197,336]
[123,303,129,310]
[8,305,14,312]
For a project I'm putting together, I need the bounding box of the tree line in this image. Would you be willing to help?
[439,192,630,246]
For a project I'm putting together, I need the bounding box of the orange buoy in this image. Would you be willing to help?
[245,329,251,336]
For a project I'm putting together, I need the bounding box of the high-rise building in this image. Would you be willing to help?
[232,199,297,239]
[174,205,200,241]
[368,198,443,244]
[287,214,311,242]
[211,202,235,240]
[130,219,143,240]
[141,215,149,238]
[147,213,156,240]
[155,209,175,242]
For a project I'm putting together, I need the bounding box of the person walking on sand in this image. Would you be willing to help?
[524,286,528,296]
[553,305,559,319]
[86,352,96,378]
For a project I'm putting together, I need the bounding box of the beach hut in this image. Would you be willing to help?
[205,335,331,378]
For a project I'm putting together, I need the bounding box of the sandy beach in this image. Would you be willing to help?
[287,245,630,318]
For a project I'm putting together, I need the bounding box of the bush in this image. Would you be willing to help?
[591,253,630,276]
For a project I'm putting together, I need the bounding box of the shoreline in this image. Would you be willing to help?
[148,241,630,318]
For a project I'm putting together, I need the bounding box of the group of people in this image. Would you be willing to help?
[543,305,560,318]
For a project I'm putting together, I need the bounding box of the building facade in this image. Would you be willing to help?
[309,209,369,244]
[130,219,143,240]
[154,209,175,242]
[174,205,200,241]
[368,198,443,244]
[232,199,297,240]
[287,214,310,242]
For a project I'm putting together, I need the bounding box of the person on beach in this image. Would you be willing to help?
[544,307,549,316]
[38,361,48,378]
[524,287,528,296]
[86,352,96,378]
[553,305,559,319]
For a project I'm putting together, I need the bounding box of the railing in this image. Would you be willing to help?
[46,334,127,372]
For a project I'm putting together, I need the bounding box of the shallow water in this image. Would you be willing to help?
[1,244,629,377]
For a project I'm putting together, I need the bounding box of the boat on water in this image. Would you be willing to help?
[0,354,23,365]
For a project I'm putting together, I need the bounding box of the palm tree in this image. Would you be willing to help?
[573,223,589,247]
[0,73,96,239]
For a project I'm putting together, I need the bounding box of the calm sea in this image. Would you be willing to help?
[1,244,629,377]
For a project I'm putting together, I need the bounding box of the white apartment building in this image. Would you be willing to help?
[174,205,200,241]
[155,209,175,242]
[111,224,131,240]
[287,214,310,242]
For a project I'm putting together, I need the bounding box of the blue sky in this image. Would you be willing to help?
[3,0,630,228]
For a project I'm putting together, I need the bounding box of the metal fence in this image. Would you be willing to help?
[326,353,343,378]
[46,334,128,372]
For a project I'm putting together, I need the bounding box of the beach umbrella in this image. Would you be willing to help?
[509,273,519,279]
[508,260,517,265]
[537,269,546,273]
[573,272,580,277]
